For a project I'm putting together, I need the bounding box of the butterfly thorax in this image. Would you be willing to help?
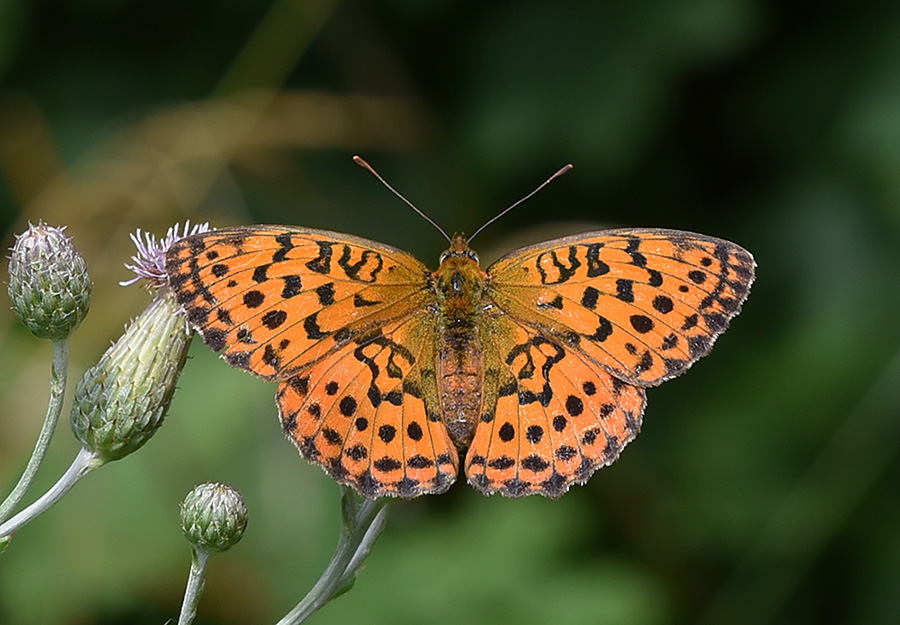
[431,234,488,447]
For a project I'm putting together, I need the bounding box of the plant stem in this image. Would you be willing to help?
[0,338,70,523]
[0,447,103,541]
[177,547,211,625]
[276,489,389,625]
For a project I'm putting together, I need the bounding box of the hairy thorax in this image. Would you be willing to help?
[431,235,489,447]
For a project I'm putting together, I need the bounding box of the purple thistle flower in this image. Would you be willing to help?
[120,221,210,287]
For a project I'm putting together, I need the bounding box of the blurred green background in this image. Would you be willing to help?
[2,0,900,623]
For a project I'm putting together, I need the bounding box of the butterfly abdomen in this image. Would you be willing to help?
[438,325,483,446]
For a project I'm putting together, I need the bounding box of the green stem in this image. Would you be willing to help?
[0,447,103,541]
[177,547,212,625]
[276,489,389,625]
[0,338,70,523]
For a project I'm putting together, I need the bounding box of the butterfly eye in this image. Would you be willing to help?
[438,248,479,265]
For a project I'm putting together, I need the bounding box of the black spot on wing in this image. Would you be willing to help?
[616,279,634,303]
[262,309,287,330]
[581,286,600,310]
[306,241,333,274]
[304,312,329,339]
[282,275,302,298]
[354,293,381,307]
[204,328,226,351]
[316,283,335,306]
[539,294,564,310]
[252,264,269,283]
[585,242,610,277]
[521,454,550,473]
[373,456,401,472]
[629,315,654,334]
[488,456,515,470]
[273,232,294,263]
[225,351,251,370]
[243,290,265,309]
[216,308,233,325]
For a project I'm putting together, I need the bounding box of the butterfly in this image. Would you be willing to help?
[164,210,754,499]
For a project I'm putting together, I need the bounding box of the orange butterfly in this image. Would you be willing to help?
[165,179,754,499]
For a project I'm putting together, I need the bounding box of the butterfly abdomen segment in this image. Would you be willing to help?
[432,235,489,448]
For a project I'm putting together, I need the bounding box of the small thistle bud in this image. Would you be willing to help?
[7,222,91,339]
[181,483,248,553]
[70,289,191,460]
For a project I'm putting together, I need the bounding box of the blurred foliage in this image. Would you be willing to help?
[2,0,900,624]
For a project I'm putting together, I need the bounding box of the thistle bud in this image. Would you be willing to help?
[70,289,191,460]
[181,483,248,553]
[7,222,91,339]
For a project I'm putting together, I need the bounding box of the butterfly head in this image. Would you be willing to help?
[433,233,487,308]
[438,233,479,265]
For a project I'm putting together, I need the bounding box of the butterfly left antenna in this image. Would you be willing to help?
[353,156,452,244]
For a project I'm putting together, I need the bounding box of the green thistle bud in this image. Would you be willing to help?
[181,483,248,553]
[70,289,191,461]
[7,222,91,339]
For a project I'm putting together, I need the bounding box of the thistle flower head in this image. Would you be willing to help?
[8,222,92,339]
[181,483,248,553]
[120,221,210,288]
[70,288,192,461]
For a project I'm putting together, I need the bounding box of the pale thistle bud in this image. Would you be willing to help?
[181,483,248,553]
[70,289,191,460]
[7,222,91,339]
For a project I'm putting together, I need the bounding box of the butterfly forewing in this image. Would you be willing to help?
[165,226,431,380]
[485,228,756,387]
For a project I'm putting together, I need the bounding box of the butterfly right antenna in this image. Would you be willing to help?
[468,164,573,243]
[353,155,452,244]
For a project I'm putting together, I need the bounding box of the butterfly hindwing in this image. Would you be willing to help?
[466,314,646,497]
[276,313,459,498]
